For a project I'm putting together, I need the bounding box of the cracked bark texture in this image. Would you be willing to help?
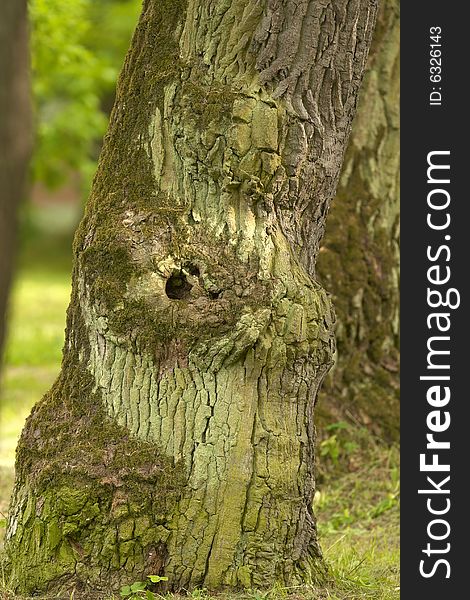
[0,0,31,366]
[5,0,378,595]
[316,0,399,440]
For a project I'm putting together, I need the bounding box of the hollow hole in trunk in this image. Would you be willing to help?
[183,262,200,277]
[166,271,192,300]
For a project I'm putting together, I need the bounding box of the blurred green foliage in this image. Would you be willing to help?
[29,0,141,193]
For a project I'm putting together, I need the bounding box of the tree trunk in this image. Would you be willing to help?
[316,0,399,440]
[0,0,31,367]
[5,0,377,595]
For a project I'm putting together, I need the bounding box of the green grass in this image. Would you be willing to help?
[0,240,399,600]
[315,441,400,599]
[0,270,71,469]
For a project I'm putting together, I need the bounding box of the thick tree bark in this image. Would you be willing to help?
[0,0,31,367]
[316,0,399,440]
[6,0,377,595]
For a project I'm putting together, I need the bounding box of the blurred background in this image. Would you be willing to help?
[0,0,141,470]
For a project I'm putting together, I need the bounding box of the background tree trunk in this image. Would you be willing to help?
[5,0,377,595]
[316,0,399,440]
[0,0,31,369]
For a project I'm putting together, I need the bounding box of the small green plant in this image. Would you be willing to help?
[320,421,359,466]
[320,433,341,464]
[368,491,399,519]
[328,508,357,532]
[120,575,168,599]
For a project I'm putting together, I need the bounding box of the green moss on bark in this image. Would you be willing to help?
[72,0,189,308]
[181,78,237,130]
[318,155,399,439]
[316,0,399,440]
[6,308,185,597]
[316,154,399,439]
[6,0,379,594]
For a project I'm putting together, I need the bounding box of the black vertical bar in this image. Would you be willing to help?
[401,3,467,598]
